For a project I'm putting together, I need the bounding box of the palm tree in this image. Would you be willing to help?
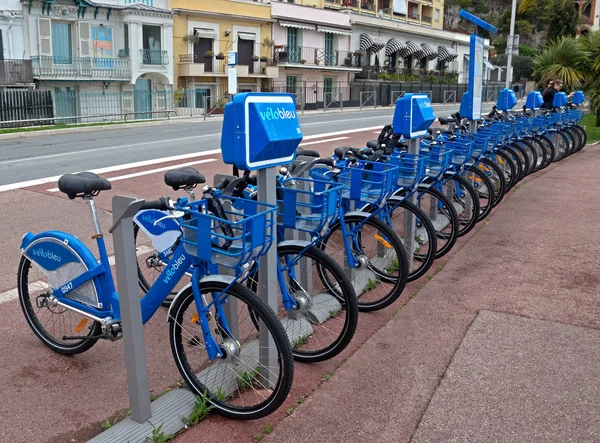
[532,37,588,90]
[580,31,600,124]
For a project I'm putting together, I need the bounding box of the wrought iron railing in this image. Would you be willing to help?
[274,46,360,68]
[0,59,34,85]
[31,56,131,80]
[422,15,432,23]
[140,49,169,66]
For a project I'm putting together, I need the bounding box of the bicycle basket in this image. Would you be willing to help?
[552,112,564,125]
[338,160,399,204]
[444,139,474,166]
[178,196,276,269]
[470,133,490,158]
[531,117,547,132]
[277,177,343,234]
[388,152,427,188]
[418,146,452,180]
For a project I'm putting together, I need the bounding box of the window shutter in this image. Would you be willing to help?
[38,18,53,56]
[79,22,91,57]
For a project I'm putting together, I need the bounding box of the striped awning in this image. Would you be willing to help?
[385,38,407,56]
[279,21,315,31]
[438,45,458,62]
[359,33,386,52]
[398,40,422,57]
[421,43,437,60]
[317,25,352,36]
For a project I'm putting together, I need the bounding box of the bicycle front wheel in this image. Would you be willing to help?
[319,214,409,312]
[247,244,359,363]
[169,280,294,420]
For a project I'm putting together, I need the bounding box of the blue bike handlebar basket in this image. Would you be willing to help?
[418,146,452,180]
[444,139,474,166]
[178,197,276,269]
[338,160,399,204]
[470,134,491,159]
[277,177,344,234]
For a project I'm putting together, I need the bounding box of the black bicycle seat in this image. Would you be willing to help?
[58,172,112,199]
[296,147,320,158]
[438,116,455,125]
[366,140,380,150]
[334,146,354,159]
[164,167,206,191]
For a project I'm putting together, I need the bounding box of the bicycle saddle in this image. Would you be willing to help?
[366,140,380,150]
[296,147,320,158]
[58,171,112,199]
[334,146,354,159]
[438,116,455,125]
[164,167,206,191]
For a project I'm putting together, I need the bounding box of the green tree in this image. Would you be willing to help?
[547,0,579,40]
[491,54,534,82]
[533,37,588,90]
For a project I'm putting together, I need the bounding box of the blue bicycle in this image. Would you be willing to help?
[17,170,294,420]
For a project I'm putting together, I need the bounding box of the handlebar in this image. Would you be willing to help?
[140,197,172,211]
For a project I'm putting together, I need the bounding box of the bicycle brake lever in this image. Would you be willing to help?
[154,212,184,225]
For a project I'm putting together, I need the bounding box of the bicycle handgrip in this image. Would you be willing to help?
[214,177,230,190]
[314,157,335,167]
[140,197,171,211]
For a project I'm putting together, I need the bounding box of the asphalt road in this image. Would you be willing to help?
[0,103,491,187]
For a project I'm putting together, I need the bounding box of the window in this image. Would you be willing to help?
[287,28,300,63]
[52,22,72,64]
[0,30,3,60]
[434,9,440,21]
[286,75,298,93]
[124,24,129,55]
[324,32,335,65]
[142,25,162,64]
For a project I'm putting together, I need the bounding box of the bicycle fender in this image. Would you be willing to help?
[277,240,312,249]
[133,209,181,255]
[20,231,98,273]
[344,210,373,219]
[167,274,237,321]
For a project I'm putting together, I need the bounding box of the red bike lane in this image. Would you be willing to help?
[0,128,383,443]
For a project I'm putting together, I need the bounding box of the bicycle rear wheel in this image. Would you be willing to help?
[491,150,518,191]
[169,280,294,420]
[319,214,409,312]
[476,159,506,207]
[247,244,359,363]
[462,165,493,222]
[440,173,480,237]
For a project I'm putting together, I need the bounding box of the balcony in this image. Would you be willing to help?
[422,15,432,23]
[140,49,170,66]
[0,60,34,86]
[274,46,362,70]
[178,54,279,78]
[32,56,131,81]
[408,12,420,20]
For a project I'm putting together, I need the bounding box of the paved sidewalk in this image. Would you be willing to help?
[259,147,600,443]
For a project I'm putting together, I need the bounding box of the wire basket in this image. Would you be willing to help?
[444,139,474,166]
[470,133,491,158]
[178,197,276,269]
[388,152,427,188]
[552,112,565,125]
[277,177,343,234]
[337,160,399,204]
[419,145,453,180]
[531,117,548,132]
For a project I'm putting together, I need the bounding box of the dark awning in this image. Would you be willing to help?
[421,43,437,61]
[385,38,407,56]
[359,33,386,52]
[399,40,422,58]
[438,45,458,62]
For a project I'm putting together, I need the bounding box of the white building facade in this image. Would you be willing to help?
[21,0,174,119]
[0,0,33,87]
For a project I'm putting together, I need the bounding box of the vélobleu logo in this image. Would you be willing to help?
[141,214,165,229]
[32,248,61,262]
[163,254,186,284]
[259,107,296,121]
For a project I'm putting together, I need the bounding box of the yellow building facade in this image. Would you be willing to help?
[171,0,278,106]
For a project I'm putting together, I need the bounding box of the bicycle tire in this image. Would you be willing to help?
[535,134,556,169]
[318,214,409,312]
[562,128,578,157]
[524,136,545,173]
[508,142,531,179]
[477,158,506,207]
[169,280,294,420]
[18,254,103,355]
[247,243,359,363]
[548,129,569,161]
[418,185,459,259]
[384,196,437,281]
[574,124,587,150]
[500,146,523,182]
[491,150,518,191]
[463,165,494,222]
[440,173,480,237]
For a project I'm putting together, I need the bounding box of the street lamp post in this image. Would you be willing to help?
[505,0,518,89]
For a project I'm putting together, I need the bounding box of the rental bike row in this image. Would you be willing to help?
[15,98,586,422]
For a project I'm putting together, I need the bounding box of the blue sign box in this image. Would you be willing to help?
[393,93,436,139]
[525,91,543,110]
[496,88,517,112]
[553,92,568,108]
[572,90,585,105]
[460,34,485,120]
[221,93,303,171]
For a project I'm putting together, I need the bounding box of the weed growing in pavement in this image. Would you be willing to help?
[426,274,434,281]
[410,289,420,299]
[253,425,275,442]
[101,418,118,430]
[148,424,173,443]
[293,335,309,349]
[363,279,379,292]
[437,264,446,272]
[182,392,214,427]
[321,371,334,382]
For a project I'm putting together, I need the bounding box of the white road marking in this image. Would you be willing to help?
[0,126,383,193]
[0,245,154,305]
[299,136,348,146]
[46,158,217,192]
[0,149,221,193]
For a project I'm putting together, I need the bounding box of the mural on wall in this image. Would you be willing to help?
[92,26,114,68]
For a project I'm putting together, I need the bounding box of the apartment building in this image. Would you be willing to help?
[576,0,599,35]
[0,0,33,88]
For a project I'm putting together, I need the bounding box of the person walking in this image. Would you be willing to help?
[513,81,521,99]
[542,80,561,109]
